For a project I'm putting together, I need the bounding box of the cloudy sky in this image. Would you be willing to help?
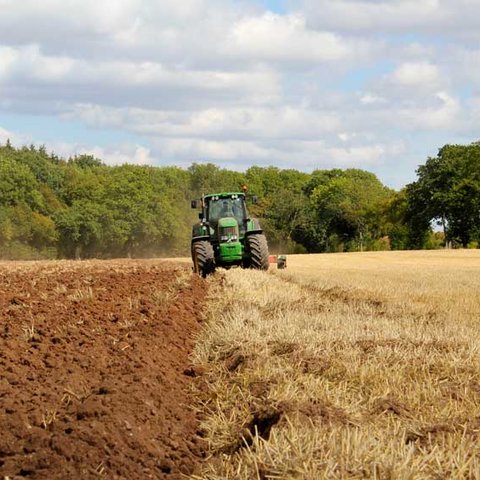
[0,0,479,188]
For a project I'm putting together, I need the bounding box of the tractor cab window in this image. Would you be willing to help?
[207,196,246,225]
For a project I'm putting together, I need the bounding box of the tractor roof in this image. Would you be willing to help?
[203,192,245,200]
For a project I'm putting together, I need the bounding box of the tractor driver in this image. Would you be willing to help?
[220,200,234,217]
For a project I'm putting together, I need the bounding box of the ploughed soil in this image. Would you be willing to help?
[0,260,207,479]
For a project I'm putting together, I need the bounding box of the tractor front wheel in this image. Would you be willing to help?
[192,241,215,277]
[246,234,269,270]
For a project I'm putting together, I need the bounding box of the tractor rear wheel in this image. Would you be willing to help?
[192,241,215,277]
[246,234,269,270]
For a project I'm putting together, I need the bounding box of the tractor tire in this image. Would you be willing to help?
[246,234,269,270]
[192,241,215,278]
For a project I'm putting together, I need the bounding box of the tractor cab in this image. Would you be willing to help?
[204,193,248,233]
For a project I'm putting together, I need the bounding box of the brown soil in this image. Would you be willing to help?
[0,260,207,479]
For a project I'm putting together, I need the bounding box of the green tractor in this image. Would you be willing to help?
[191,191,269,277]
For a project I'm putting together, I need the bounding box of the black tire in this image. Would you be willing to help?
[192,241,215,277]
[246,234,269,270]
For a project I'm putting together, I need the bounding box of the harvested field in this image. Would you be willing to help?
[192,250,480,479]
[0,260,207,479]
[2,251,479,479]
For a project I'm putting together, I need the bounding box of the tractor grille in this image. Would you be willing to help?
[220,226,238,236]
[219,225,239,242]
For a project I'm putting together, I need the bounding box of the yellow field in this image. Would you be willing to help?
[192,250,480,479]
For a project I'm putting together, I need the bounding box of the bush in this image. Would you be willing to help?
[425,232,444,250]
[369,236,391,251]
[0,242,57,260]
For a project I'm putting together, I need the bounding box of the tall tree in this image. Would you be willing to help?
[406,143,480,247]
[306,169,392,252]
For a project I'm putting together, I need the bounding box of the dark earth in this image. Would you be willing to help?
[0,260,207,479]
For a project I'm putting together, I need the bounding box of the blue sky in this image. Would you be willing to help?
[256,0,286,13]
[1,0,479,188]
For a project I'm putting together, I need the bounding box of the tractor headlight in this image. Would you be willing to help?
[220,234,238,242]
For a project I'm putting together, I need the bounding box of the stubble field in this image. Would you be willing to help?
[192,250,480,479]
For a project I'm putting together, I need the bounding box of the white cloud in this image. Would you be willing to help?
[399,91,461,129]
[0,44,279,93]
[0,126,13,143]
[466,96,480,126]
[359,93,387,105]
[446,46,480,88]
[228,13,356,63]
[0,46,18,80]
[66,103,340,140]
[0,125,31,146]
[87,144,155,166]
[153,136,399,170]
[0,124,155,166]
[302,0,480,39]
[391,62,440,87]
[48,141,156,166]
[323,144,386,166]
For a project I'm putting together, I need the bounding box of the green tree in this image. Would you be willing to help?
[55,201,105,258]
[260,169,310,252]
[0,156,45,210]
[406,143,480,247]
[68,154,103,169]
[307,169,391,252]
[189,163,245,197]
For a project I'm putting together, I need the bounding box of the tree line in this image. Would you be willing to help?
[0,140,478,259]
